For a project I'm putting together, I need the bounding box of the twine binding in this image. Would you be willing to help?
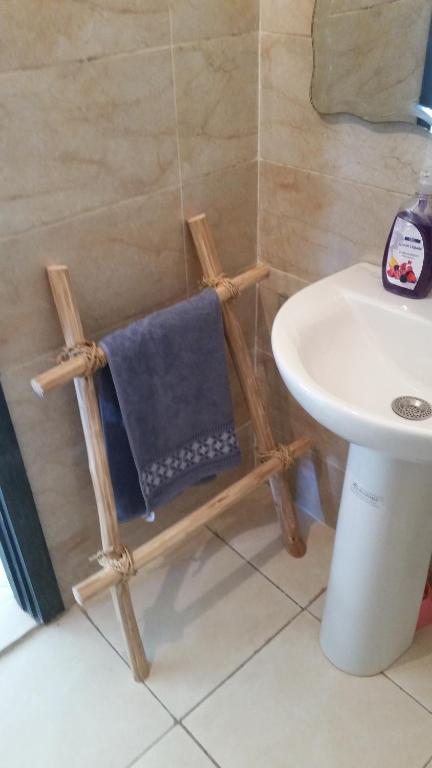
[57,340,105,375]
[200,273,240,299]
[259,444,296,470]
[90,545,136,581]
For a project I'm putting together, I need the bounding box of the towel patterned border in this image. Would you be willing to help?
[141,425,239,498]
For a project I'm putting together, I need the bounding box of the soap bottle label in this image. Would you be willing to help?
[385,216,424,291]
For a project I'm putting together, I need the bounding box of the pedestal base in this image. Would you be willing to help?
[320,444,432,676]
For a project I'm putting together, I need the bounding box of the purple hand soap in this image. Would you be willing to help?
[382,169,432,299]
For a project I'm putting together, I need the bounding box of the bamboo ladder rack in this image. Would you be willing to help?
[31,213,312,682]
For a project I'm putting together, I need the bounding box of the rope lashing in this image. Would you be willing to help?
[200,273,241,299]
[57,340,105,375]
[259,444,297,470]
[90,545,136,581]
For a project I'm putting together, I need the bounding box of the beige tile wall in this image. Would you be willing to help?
[257,1,432,525]
[5,0,423,601]
[0,0,259,604]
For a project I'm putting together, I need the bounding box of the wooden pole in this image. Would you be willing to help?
[187,215,307,558]
[31,264,270,398]
[73,437,311,605]
[47,266,149,682]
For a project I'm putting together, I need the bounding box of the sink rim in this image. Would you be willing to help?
[271,262,432,463]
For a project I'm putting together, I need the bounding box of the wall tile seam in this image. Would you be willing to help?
[0,183,183,245]
[171,29,259,53]
[3,278,258,378]
[0,30,260,79]
[168,6,189,297]
[0,160,260,245]
[258,265,310,286]
[0,43,173,78]
[2,292,189,378]
[253,5,264,380]
[258,158,411,200]
[260,29,311,41]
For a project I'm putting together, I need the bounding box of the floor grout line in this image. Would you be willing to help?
[124,723,177,768]
[180,608,304,723]
[80,522,332,730]
[80,529,432,743]
[207,525,304,610]
[304,586,326,612]
[180,723,223,767]
[382,671,432,717]
[81,604,181,726]
[80,540,306,727]
[305,594,432,718]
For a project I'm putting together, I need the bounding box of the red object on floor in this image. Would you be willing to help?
[417,582,432,630]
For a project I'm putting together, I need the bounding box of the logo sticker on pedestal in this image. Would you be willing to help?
[350,481,384,510]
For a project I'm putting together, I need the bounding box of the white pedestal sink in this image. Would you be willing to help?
[272,263,432,676]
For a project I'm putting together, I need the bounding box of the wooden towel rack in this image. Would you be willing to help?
[31,213,311,682]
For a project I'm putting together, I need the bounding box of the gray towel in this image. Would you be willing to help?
[98,289,241,521]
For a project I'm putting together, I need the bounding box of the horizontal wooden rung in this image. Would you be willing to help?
[31,263,270,398]
[72,437,312,606]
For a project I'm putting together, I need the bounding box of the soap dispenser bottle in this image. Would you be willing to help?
[382,168,432,299]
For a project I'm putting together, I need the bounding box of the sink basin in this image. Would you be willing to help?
[272,263,432,676]
[272,262,432,464]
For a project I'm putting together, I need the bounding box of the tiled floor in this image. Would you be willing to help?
[0,560,36,652]
[1,486,432,767]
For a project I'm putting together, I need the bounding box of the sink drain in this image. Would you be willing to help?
[391,396,432,421]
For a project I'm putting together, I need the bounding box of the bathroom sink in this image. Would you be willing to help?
[272,263,432,677]
[272,262,432,464]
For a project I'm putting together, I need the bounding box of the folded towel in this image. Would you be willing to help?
[97,289,241,522]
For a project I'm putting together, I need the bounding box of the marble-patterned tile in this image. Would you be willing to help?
[0,49,179,237]
[0,187,186,370]
[386,626,432,713]
[256,350,349,471]
[293,454,344,529]
[0,1,170,72]
[133,727,214,767]
[170,0,259,44]
[256,350,346,527]
[261,0,314,35]
[185,612,432,768]
[175,34,258,182]
[259,161,405,282]
[0,608,173,768]
[260,33,431,196]
[256,267,308,354]
[210,483,335,606]
[2,342,253,605]
[88,526,299,718]
[183,162,258,288]
[229,353,250,429]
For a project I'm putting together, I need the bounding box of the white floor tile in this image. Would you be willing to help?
[307,590,326,620]
[210,484,335,606]
[185,612,432,768]
[133,727,214,767]
[0,607,172,768]
[0,595,36,652]
[88,528,299,718]
[0,560,36,651]
[386,626,432,712]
